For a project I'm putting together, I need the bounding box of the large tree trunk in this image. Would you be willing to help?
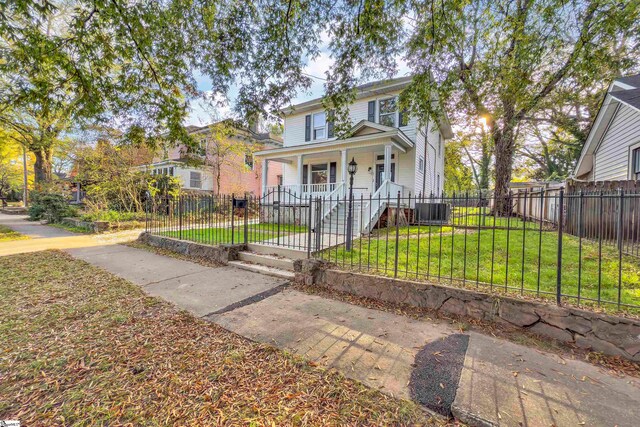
[492,124,516,216]
[33,147,53,184]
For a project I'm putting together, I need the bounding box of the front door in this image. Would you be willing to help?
[375,163,396,190]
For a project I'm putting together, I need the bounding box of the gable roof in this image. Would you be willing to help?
[573,75,640,178]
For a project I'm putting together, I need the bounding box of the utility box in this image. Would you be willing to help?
[233,198,247,209]
[414,202,451,224]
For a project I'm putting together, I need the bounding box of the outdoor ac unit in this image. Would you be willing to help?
[414,202,451,224]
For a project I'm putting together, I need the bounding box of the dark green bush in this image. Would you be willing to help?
[28,192,78,222]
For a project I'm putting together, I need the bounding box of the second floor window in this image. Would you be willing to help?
[633,147,640,180]
[313,112,326,140]
[244,153,254,170]
[190,171,202,188]
[379,97,397,127]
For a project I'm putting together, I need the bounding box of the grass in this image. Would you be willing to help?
[323,225,640,313]
[162,223,308,245]
[0,250,434,425]
[0,224,28,242]
[48,222,93,234]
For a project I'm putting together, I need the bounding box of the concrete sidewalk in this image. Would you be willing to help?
[69,244,640,426]
[1,216,639,426]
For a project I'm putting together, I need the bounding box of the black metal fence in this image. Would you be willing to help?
[146,188,640,312]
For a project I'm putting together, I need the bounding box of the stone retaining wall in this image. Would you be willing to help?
[138,232,243,264]
[293,260,640,362]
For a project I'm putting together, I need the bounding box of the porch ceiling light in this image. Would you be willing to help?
[348,157,358,175]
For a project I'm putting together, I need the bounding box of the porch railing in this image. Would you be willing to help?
[266,182,342,195]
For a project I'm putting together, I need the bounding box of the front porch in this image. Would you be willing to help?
[256,120,414,201]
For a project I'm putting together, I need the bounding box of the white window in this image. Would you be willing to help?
[310,164,328,184]
[438,133,442,158]
[244,153,254,170]
[313,112,326,140]
[418,156,425,172]
[379,97,397,127]
[169,167,174,176]
[190,171,202,188]
[277,174,283,186]
[633,147,640,180]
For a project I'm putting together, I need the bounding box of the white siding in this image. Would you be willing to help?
[412,121,442,196]
[174,166,214,191]
[593,104,640,181]
[281,89,444,196]
[283,90,418,147]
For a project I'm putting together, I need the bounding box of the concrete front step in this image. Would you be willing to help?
[238,251,295,271]
[246,243,307,260]
[228,260,295,280]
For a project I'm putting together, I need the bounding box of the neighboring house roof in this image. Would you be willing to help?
[573,74,640,178]
[278,75,454,139]
[609,87,640,110]
[614,73,640,89]
[188,120,283,147]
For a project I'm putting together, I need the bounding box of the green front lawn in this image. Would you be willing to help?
[0,224,28,242]
[322,226,640,312]
[0,251,432,425]
[162,223,307,245]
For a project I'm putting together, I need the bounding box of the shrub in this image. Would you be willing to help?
[28,192,78,222]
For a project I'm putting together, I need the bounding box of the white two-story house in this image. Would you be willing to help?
[254,76,453,203]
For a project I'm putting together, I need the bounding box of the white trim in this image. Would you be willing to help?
[573,95,616,177]
[629,141,640,180]
[254,130,412,159]
[612,81,636,91]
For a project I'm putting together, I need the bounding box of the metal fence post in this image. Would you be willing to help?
[244,192,248,246]
[231,193,235,245]
[556,188,564,305]
[307,195,313,258]
[617,189,624,309]
[145,194,149,232]
[178,195,183,240]
[277,185,281,246]
[394,191,401,279]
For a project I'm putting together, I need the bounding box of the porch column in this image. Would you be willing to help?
[383,144,392,182]
[261,159,268,196]
[297,155,304,194]
[341,150,348,184]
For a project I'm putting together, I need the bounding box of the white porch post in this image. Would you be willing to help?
[297,155,304,194]
[383,144,392,182]
[261,159,268,196]
[341,150,348,185]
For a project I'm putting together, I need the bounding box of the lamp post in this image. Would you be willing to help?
[345,157,358,250]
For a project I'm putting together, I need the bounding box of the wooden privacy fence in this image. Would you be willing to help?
[513,181,640,257]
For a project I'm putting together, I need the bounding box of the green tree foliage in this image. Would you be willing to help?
[323,0,639,211]
[0,129,29,201]
[74,140,157,213]
[444,139,474,194]
[2,0,638,202]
